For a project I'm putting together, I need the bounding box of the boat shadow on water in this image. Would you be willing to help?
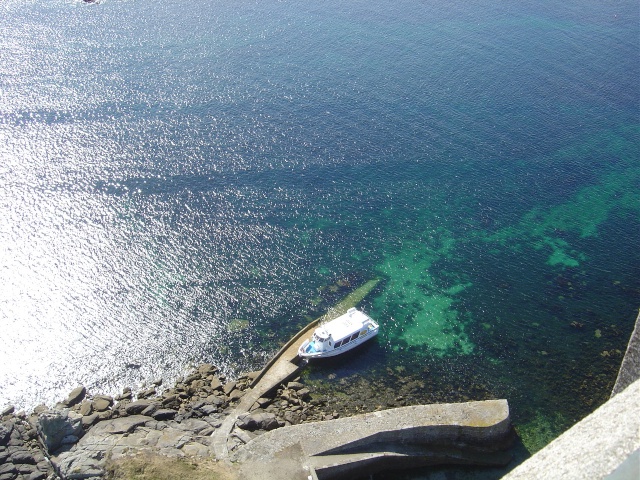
[303,339,384,377]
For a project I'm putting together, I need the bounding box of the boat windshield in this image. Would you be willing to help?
[313,330,329,342]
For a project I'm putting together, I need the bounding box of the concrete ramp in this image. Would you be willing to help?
[234,400,513,480]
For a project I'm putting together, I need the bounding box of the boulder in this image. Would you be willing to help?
[10,448,35,464]
[229,390,245,401]
[62,386,86,408]
[137,388,156,400]
[140,404,158,417]
[92,395,113,412]
[0,463,18,475]
[27,471,47,480]
[81,413,100,429]
[114,388,132,401]
[236,412,282,432]
[184,373,201,384]
[0,422,12,445]
[125,401,152,415]
[97,410,112,421]
[198,363,217,375]
[37,410,83,453]
[88,415,147,435]
[198,405,218,416]
[17,463,37,475]
[1,405,15,417]
[151,409,176,421]
[223,381,236,395]
[205,395,225,406]
[210,377,223,391]
[287,381,304,391]
[161,395,180,409]
[297,388,311,400]
[79,401,92,417]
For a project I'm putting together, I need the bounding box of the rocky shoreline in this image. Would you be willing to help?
[0,363,373,480]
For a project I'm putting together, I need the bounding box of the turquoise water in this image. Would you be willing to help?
[1,0,638,470]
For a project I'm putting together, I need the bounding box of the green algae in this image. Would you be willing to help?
[374,228,474,356]
[484,128,640,269]
[516,411,568,454]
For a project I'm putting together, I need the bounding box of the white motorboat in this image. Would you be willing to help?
[298,307,379,359]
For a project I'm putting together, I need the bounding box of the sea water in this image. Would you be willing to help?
[0,0,638,471]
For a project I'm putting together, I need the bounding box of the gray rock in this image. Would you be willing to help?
[140,404,158,417]
[10,447,35,463]
[232,428,253,445]
[62,434,80,445]
[32,451,45,463]
[198,426,215,436]
[0,422,12,444]
[137,388,156,400]
[114,390,132,401]
[229,390,244,401]
[152,409,176,421]
[28,471,47,480]
[63,386,86,407]
[79,401,93,417]
[174,418,211,434]
[92,396,112,412]
[205,417,222,429]
[287,381,304,391]
[88,415,148,435]
[184,373,201,384]
[199,405,218,416]
[33,405,49,415]
[125,401,151,415]
[236,412,281,432]
[81,413,100,429]
[210,377,222,391]
[1,405,15,417]
[0,463,17,475]
[37,410,83,453]
[297,388,311,400]
[17,463,36,474]
[205,395,225,406]
[222,381,236,395]
[198,363,217,375]
[97,410,112,421]
[143,420,163,430]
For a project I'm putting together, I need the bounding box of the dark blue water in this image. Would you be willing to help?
[1,0,638,465]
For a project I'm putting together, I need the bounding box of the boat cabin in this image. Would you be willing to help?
[299,308,379,358]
